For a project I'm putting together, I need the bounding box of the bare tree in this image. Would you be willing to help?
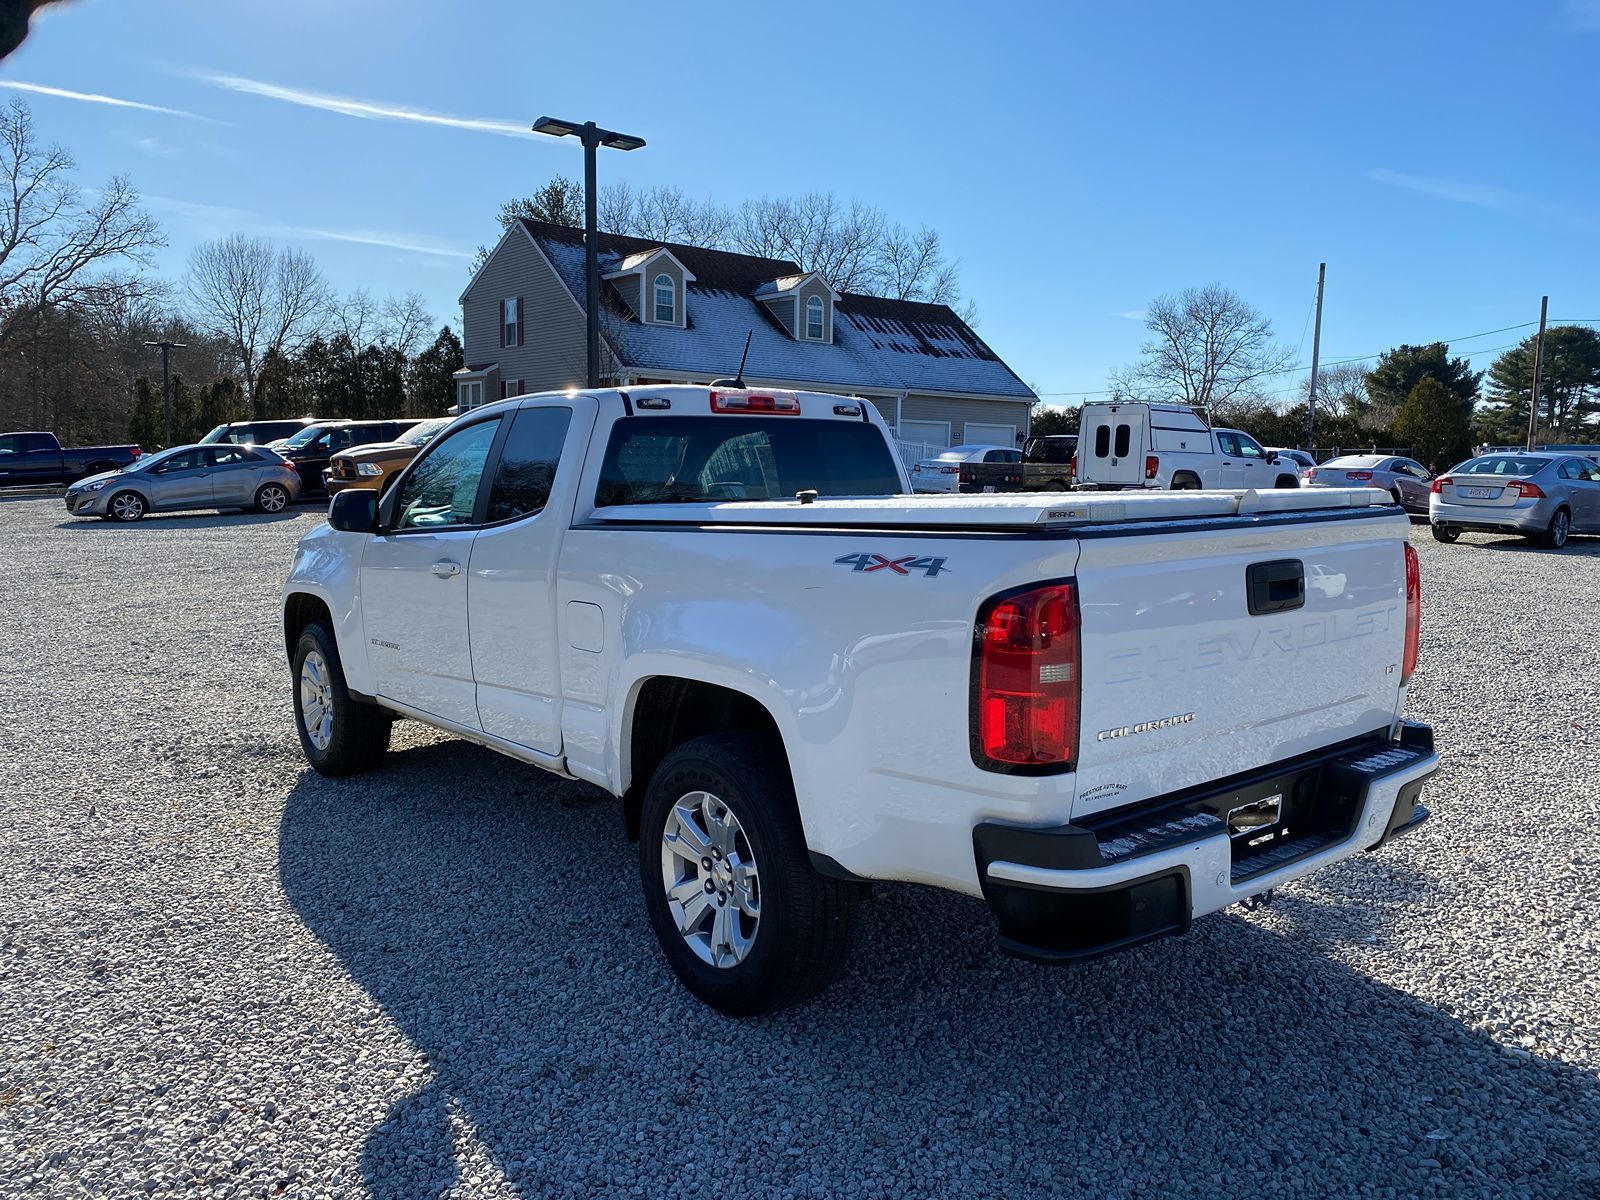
[873,224,961,304]
[380,290,432,356]
[1306,361,1372,420]
[186,234,331,396]
[731,193,884,292]
[0,98,164,356]
[1111,284,1296,409]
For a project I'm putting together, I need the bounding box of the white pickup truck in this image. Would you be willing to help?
[281,384,1437,1015]
[1077,400,1304,491]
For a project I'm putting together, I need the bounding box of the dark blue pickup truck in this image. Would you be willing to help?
[0,431,143,487]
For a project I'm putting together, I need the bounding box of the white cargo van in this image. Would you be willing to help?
[1077,401,1301,491]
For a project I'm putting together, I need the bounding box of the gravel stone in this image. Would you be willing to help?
[1,498,1597,1198]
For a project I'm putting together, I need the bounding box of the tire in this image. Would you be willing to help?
[1391,488,1406,507]
[106,490,146,522]
[1043,480,1069,492]
[255,482,291,513]
[291,621,391,776]
[1538,507,1571,549]
[1275,475,1299,489]
[639,732,857,1016]
[1430,524,1460,543]
[1171,475,1200,491]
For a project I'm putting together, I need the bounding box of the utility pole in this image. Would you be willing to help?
[1306,262,1326,452]
[1525,295,1548,452]
[143,340,187,447]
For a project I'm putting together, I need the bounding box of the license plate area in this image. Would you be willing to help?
[1463,487,1496,499]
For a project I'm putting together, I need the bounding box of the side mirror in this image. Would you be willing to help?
[328,488,377,533]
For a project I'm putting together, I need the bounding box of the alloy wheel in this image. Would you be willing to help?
[660,790,761,968]
[260,484,289,512]
[299,650,334,751]
[111,493,143,521]
[1551,510,1570,547]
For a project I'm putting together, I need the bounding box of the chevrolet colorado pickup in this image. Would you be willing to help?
[282,384,1437,1015]
[0,431,141,487]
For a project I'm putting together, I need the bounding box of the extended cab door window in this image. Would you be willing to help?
[485,407,572,523]
[390,419,502,530]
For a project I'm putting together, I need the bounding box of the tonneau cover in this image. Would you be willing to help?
[589,488,1388,529]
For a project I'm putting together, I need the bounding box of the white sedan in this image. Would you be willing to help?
[910,444,1021,494]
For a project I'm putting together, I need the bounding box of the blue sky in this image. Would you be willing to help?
[4,0,1597,403]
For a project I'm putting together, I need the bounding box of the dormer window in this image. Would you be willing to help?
[653,274,676,324]
[806,294,825,340]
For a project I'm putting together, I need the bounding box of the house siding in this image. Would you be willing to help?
[611,274,641,318]
[645,258,685,326]
[901,393,1032,446]
[462,230,590,392]
[761,296,796,336]
[796,279,833,343]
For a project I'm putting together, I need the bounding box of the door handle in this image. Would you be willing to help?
[431,560,461,578]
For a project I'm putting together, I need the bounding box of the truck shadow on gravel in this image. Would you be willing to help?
[279,740,1600,1200]
[55,510,307,530]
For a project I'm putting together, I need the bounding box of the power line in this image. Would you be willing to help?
[1035,316,1600,399]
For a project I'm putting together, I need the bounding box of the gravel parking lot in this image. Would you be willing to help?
[3,496,1598,1198]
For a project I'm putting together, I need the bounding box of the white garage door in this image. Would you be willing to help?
[964,421,1017,448]
[898,420,949,448]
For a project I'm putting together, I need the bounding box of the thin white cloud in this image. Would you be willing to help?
[1367,168,1515,210]
[144,195,473,261]
[0,80,219,122]
[1110,309,1146,321]
[192,72,531,138]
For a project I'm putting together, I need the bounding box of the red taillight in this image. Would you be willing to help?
[974,583,1080,770]
[1508,480,1545,498]
[1145,454,1159,480]
[1346,470,1373,481]
[709,390,800,415]
[1402,544,1420,684]
[1306,468,1317,481]
[130,446,143,458]
[1067,454,1076,478]
[940,465,959,473]
[1430,475,1451,494]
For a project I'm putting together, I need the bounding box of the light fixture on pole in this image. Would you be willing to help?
[143,339,187,447]
[531,116,646,388]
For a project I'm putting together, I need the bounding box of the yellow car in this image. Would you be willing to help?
[323,418,451,495]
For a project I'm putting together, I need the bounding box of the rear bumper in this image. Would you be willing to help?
[1430,497,1551,534]
[972,723,1439,964]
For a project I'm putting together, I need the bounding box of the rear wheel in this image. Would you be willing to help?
[255,482,291,513]
[1538,507,1571,549]
[639,732,857,1016]
[1171,474,1200,491]
[106,490,145,522]
[1042,480,1068,492]
[292,621,391,775]
[1431,524,1460,543]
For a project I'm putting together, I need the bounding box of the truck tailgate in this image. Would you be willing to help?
[1069,509,1409,820]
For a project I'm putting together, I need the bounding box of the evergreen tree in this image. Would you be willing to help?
[1392,378,1474,471]
[128,376,162,450]
[1365,343,1481,424]
[1481,326,1600,444]
[409,326,464,417]
[170,375,198,443]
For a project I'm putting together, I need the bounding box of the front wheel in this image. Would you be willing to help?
[106,490,145,522]
[1275,475,1300,489]
[255,482,291,513]
[639,732,857,1016]
[1431,523,1460,543]
[1538,507,1571,549]
[292,621,391,775]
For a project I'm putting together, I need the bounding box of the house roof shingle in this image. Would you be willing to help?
[517,218,1034,400]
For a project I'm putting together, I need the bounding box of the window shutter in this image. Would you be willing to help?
[516,296,525,346]
[499,299,505,349]
[500,380,507,399]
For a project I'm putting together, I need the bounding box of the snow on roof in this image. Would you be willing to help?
[521,219,1033,400]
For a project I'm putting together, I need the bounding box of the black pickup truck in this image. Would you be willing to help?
[959,434,1077,493]
[0,431,143,487]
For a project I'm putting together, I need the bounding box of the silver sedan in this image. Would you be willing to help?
[64,444,302,522]
[1429,452,1600,548]
[1304,454,1434,514]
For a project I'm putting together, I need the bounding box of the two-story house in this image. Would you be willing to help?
[455,218,1037,451]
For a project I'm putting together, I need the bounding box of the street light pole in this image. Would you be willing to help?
[531,116,646,389]
[143,339,187,446]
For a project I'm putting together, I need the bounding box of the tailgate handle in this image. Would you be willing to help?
[1247,559,1304,615]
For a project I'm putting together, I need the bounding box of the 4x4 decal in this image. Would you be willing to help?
[834,553,949,577]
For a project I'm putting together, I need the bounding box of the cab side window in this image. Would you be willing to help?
[392,419,502,530]
[485,407,572,523]
[1236,433,1265,459]
[1216,431,1240,456]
